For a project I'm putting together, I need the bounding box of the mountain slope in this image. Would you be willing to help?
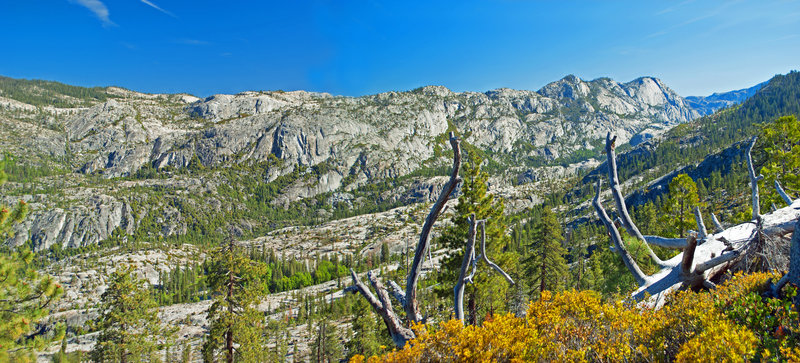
[684,81,765,116]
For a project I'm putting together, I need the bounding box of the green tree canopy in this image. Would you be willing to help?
[521,207,568,299]
[0,157,64,362]
[202,240,271,363]
[660,173,701,238]
[758,115,800,209]
[91,265,171,362]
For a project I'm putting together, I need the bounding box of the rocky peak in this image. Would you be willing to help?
[538,74,591,99]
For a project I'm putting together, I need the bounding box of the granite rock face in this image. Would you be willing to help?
[54,75,700,182]
[1,75,706,250]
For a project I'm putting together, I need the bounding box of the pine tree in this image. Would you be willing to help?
[202,239,271,363]
[0,159,64,362]
[660,173,701,238]
[310,319,343,363]
[437,153,518,324]
[522,208,568,299]
[91,266,171,362]
[344,298,384,359]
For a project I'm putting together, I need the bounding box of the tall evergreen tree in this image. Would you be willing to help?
[91,266,170,362]
[660,173,701,238]
[202,240,271,363]
[310,319,343,363]
[522,208,568,299]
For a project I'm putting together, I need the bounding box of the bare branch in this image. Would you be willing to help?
[711,213,724,234]
[681,235,698,276]
[388,280,407,307]
[643,236,688,249]
[604,132,666,266]
[694,207,707,240]
[454,214,478,322]
[694,250,740,273]
[593,178,648,286]
[406,132,462,323]
[478,220,515,285]
[776,180,794,205]
[746,136,763,220]
[702,280,717,290]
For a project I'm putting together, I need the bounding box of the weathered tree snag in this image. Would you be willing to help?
[454,215,478,322]
[346,132,462,348]
[603,133,669,266]
[694,206,708,241]
[593,179,649,286]
[348,269,415,348]
[595,133,800,308]
[746,136,764,221]
[711,213,725,234]
[479,221,515,285]
[453,217,515,324]
[776,180,794,205]
[405,132,463,322]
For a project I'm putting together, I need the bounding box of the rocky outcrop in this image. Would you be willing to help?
[10,194,135,251]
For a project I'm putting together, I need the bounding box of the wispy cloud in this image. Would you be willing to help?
[71,0,114,26]
[647,1,736,38]
[656,0,695,15]
[174,38,210,45]
[140,0,176,18]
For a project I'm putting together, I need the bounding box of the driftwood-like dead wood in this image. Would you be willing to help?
[595,133,800,308]
[347,132,462,348]
[603,133,670,265]
[711,213,725,234]
[454,217,515,324]
[454,214,478,322]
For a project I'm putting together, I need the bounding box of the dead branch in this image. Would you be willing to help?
[478,220,515,285]
[776,180,794,205]
[711,213,724,233]
[405,132,462,322]
[346,132,462,347]
[603,132,668,266]
[595,133,800,308]
[694,207,707,241]
[746,136,764,221]
[454,214,478,322]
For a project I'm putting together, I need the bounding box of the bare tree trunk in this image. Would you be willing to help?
[346,132,462,348]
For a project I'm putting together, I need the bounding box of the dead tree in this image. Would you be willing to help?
[594,133,800,307]
[454,215,515,323]
[346,132,462,348]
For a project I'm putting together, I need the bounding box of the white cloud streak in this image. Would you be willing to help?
[140,0,176,18]
[71,0,114,26]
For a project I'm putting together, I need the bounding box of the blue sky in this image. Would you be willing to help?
[2,1,799,97]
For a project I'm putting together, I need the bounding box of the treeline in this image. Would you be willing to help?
[0,75,115,107]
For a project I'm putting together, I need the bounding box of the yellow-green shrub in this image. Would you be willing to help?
[354,272,797,362]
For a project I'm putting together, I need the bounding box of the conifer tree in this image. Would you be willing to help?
[660,173,701,238]
[0,158,64,362]
[202,240,271,363]
[90,265,170,362]
[522,208,568,299]
[311,319,343,363]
